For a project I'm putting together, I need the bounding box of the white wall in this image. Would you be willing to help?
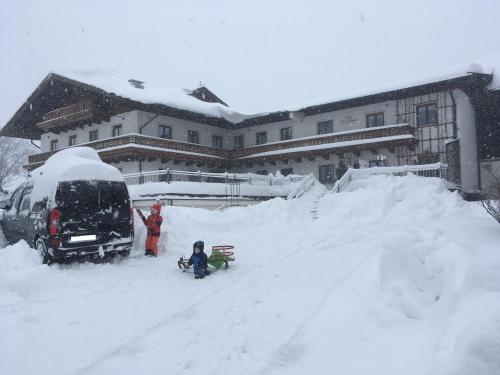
[228,100,398,147]
[454,89,479,192]
[40,111,139,152]
[136,110,228,148]
[480,159,500,192]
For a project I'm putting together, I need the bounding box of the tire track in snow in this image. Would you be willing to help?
[73,284,230,375]
[258,248,379,375]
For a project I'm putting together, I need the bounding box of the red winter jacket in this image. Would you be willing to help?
[137,205,163,237]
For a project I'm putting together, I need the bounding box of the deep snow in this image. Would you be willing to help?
[1,175,500,375]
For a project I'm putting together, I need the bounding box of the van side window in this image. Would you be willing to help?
[8,186,25,213]
[19,186,33,213]
[32,198,47,213]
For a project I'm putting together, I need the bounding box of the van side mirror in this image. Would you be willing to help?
[0,200,10,210]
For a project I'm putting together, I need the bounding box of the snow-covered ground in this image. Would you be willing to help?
[1,175,500,375]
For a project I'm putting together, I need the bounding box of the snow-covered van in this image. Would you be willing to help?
[0,147,133,263]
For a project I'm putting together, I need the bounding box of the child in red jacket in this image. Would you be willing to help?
[136,203,163,257]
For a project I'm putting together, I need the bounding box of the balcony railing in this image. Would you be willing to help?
[232,123,414,159]
[27,133,231,167]
[26,124,415,169]
[36,100,94,131]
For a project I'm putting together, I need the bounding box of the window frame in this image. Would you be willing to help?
[188,130,200,144]
[366,112,385,128]
[280,168,294,177]
[280,127,293,141]
[416,103,438,126]
[112,124,122,137]
[212,135,223,148]
[50,139,58,151]
[68,135,77,146]
[89,130,98,142]
[256,131,267,145]
[159,125,172,139]
[234,135,244,149]
[317,120,333,135]
[319,164,335,184]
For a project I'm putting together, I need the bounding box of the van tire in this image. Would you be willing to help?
[118,249,130,258]
[36,239,52,265]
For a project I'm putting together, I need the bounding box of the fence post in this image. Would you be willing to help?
[166,169,171,184]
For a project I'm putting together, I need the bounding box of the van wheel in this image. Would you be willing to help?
[36,239,52,265]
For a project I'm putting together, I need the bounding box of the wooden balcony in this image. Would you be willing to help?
[26,134,231,170]
[26,124,416,170]
[232,124,415,160]
[36,100,94,131]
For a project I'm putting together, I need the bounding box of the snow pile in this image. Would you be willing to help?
[1,174,500,375]
[29,146,123,204]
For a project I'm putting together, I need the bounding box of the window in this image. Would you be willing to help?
[19,186,32,213]
[50,140,58,151]
[256,170,268,175]
[234,135,244,149]
[256,131,267,145]
[112,124,122,137]
[280,168,293,176]
[68,135,77,146]
[319,164,335,184]
[280,127,292,141]
[417,153,439,164]
[369,159,388,167]
[188,130,200,144]
[317,120,333,135]
[417,103,438,126]
[212,135,223,148]
[366,112,384,127]
[159,125,172,139]
[89,130,98,142]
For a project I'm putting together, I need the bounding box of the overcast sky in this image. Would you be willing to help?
[1,0,500,127]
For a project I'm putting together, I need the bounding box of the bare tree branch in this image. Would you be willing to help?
[0,136,37,194]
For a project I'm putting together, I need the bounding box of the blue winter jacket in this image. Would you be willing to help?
[188,241,208,268]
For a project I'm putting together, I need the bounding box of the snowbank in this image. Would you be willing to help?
[1,174,499,375]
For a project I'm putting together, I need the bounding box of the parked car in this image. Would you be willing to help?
[0,147,134,264]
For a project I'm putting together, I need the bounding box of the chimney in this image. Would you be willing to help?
[128,79,145,89]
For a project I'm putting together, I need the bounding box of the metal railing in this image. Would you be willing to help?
[123,168,305,186]
[332,162,449,193]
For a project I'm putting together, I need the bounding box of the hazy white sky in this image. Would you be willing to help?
[1,0,500,126]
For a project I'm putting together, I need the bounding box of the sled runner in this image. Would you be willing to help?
[177,245,235,272]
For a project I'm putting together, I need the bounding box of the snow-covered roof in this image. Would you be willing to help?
[52,69,253,123]
[53,55,500,125]
[283,55,500,113]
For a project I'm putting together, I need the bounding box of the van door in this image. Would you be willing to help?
[55,180,99,247]
[18,184,34,244]
[96,181,131,243]
[2,184,26,243]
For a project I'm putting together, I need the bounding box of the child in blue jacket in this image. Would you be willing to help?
[188,241,210,279]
